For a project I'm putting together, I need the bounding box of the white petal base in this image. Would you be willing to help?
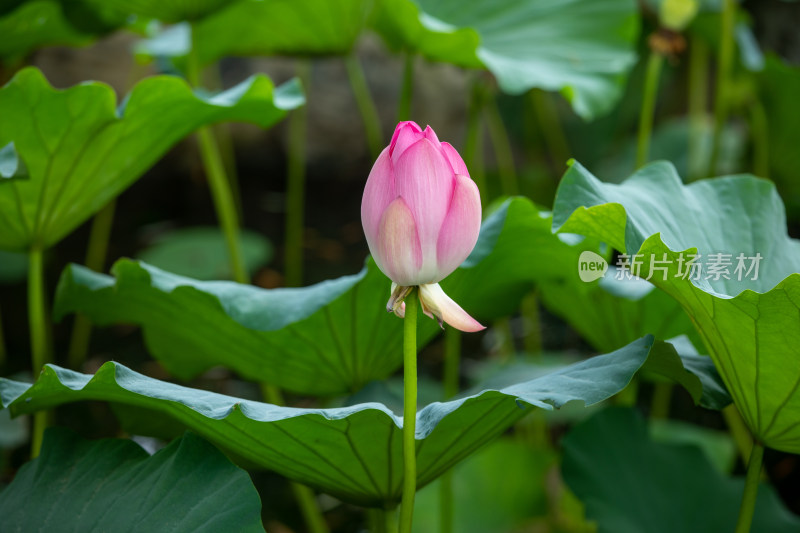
[385,283,485,332]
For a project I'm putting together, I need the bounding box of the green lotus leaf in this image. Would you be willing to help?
[665,335,733,412]
[0,1,91,63]
[53,197,587,395]
[136,0,372,65]
[0,428,265,532]
[553,160,800,453]
[0,67,303,251]
[82,0,233,23]
[649,418,736,474]
[562,408,800,532]
[0,336,654,506]
[55,258,387,395]
[372,0,640,119]
[460,340,730,411]
[540,270,697,354]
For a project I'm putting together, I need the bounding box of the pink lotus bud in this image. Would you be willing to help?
[361,121,484,332]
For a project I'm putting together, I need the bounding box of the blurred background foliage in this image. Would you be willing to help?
[1,0,800,531]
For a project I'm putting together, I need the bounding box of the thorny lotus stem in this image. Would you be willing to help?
[483,94,518,195]
[439,327,461,533]
[636,51,665,169]
[724,403,754,463]
[748,99,769,179]
[261,383,330,533]
[530,89,570,175]
[464,78,486,200]
[688,37,709,180]
[344,53,383,158]
[68,199,116,369]
[734,441,765,533]
[187,27,249,284]
[284,60,311,287]
[399,291,419,533]
[28,244,50,457]
[708,0,736,176]
[397,53,415,122]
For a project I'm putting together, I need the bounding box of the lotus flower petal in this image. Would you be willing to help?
[418,283,485,332]
[394,138,455,282]
[423,125,440,146]
[374,197,423,286]
[440,142,470,177]
[436,174,482,278]
[390,121,423,163]
[361,147,395,246]
[362,122,483,313]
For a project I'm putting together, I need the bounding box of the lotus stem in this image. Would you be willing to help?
[748,99,769,179]
[189,49,325,533]
[636,51,664,169]
[290,483,329,533]
[397,54,415,122]
[190,48,322,531]
[196,127,249,284]
[530,88,570,174]
[344,53,383,158]
[284,60,311,288]
[616,377,640,407]
[443,327,461,400]
[723,404,754,463]
[464,78,486,200]
[493,317,515,359]
[68,199,116,368]
[708,0,736,176]
[206,63,244,220]
[688,37,709,180]
[214,121,244,222]
[734,441,764,533]
[186,24,248,284]
[368,509,385,533]
[439,471,454,533]
[28,244,50,457]
[370,508,398,533]
[191,49,326,532]
[483,94,518,195]
[649,381,673,419]
[521,291,542,355]
[399,290,419,533]
[189,49,321,528]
